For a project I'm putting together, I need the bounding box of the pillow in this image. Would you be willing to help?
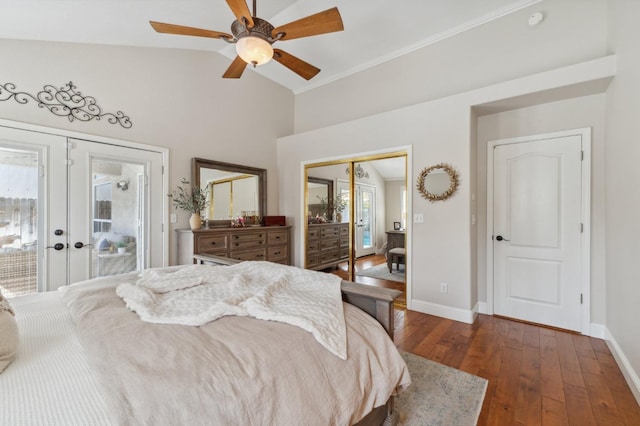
[0,292,18,373]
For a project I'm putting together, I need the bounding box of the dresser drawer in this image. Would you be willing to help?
[267,230,288,245]
[231,231,265,242]
[307,240,319,253]
[267,245,288,262]
[231,248,267,261]
[308,229,319,239]
[319,238,339,251]
[306,254,320,268]
[319,250,340,264]
[195,234,228,253]
[320,227,341,238]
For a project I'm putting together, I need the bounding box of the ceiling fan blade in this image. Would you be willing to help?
[272,7,343,41]
[222,56,248,78]
[149,21,232,40]
[226,0,254,28]
[272,49,320,80]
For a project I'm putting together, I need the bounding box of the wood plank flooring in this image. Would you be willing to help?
[331,255,640,425]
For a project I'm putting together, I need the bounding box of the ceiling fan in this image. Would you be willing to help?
[150,0,344,80]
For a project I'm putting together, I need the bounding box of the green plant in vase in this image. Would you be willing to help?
[168,178,209,229]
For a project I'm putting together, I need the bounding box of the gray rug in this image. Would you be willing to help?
[355,263,405,282]
[397,351,488,426]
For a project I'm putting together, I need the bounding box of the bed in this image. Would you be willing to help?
[1,256,410,426]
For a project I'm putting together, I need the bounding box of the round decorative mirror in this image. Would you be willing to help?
[416,163,459,202]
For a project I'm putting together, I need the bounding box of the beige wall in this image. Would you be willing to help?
[604,0,640,401]
[0,39,294,264]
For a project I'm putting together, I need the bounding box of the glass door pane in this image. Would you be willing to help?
[90,159,145,278]
[0,147,38,297]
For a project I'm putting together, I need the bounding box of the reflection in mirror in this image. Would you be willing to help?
[416,163,459,202]
[307,177,333,220]
[192,158,266,225]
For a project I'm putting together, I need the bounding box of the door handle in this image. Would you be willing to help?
[74,242,94,249]
[495,235,510,241]
[46,243,65,251]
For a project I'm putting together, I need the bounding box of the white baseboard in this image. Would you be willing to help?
[409,299,477,324]
[589,323,606,339]
[477,301,489,315]
[604,327,640,405]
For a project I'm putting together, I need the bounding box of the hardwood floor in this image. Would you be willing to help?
[394,308,640,425]
[330,255,640,425]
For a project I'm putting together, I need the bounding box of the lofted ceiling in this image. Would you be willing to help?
[1,0,540,94]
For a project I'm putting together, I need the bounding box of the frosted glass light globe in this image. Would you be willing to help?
[236,36,273,66]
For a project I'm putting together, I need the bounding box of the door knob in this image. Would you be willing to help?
[495,235,510,241]
[46,243,65,251]
[54,229,64,236]
[74,242,93,249]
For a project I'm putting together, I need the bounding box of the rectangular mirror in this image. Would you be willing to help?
[192,158,266,226]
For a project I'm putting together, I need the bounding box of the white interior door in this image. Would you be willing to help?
[492,133,584,331]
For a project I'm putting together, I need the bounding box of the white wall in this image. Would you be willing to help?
[294,0,608,133]
[604,0,640,403]
[476,94,608,325]
[0,39,294,264]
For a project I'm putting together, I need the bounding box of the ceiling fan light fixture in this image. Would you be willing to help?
[236,36,273,66]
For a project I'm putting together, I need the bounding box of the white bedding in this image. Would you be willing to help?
[0,292,112,425]
[116,262,347,359]
[1,264,410,426]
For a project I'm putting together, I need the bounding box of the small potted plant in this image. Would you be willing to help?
[116,241,127,254]
[168,178,209,230]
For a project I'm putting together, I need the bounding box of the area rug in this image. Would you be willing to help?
[396,351,488,426]
[355,263,405,282]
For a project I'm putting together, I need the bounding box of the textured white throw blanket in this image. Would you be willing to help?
[116,261,347,359]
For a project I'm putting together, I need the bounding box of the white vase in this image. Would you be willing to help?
[189,213,202,230]
[117,247,126,254]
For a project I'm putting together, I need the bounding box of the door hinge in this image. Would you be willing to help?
[66,159,73,166]
[66,141,75,150]
[162,165,165,175]
[580,293,583,304]
[580,223,584,233]
[581,150,584,161]
[39,165,45,177]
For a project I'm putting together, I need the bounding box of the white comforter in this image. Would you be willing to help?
[116,261,347,359]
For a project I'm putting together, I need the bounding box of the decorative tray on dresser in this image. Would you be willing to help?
[176,226,291,265]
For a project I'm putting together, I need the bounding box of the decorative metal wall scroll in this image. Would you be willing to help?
[0,81,132,128]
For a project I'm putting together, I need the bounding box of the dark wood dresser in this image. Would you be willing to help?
[176,226,291,265]
[306,222,349,271]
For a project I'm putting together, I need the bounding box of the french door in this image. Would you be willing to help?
[338,180,376,257]
[0,126,165,296]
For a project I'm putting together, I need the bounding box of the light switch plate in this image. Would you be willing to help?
[414,213,424,223]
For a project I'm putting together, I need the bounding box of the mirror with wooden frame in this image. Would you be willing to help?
[307,177,334,220]
[192,158,266,226]
[416,163,459,202]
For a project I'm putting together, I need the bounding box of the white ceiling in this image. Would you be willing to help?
[1,0,541,94]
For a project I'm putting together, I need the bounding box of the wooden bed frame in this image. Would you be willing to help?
[193,254,402,426]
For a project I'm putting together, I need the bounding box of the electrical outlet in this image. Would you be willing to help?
[440,283,448,294]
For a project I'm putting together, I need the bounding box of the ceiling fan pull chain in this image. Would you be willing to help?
[253,0,257,17]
